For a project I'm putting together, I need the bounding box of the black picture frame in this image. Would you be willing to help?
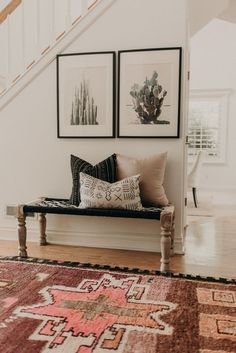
[57,51,116,138]
[118,47,182,138]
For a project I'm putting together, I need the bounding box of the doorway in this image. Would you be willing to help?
[187,17,236,218]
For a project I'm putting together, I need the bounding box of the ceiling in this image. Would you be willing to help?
[189,0,236,36]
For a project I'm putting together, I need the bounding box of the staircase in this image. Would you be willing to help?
[0,0,116,109]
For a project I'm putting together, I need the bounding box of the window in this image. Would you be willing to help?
[188,90,230,163]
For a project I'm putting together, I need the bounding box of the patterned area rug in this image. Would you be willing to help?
[0,257,235,353]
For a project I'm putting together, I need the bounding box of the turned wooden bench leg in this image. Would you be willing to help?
[170,211,175,257]
[160,205,175,272]
[39,213,48,245]
[17,206,28,257]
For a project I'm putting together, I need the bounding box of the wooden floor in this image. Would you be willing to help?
[0,191,235,279]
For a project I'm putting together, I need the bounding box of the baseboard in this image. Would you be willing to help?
[173,238,185,254]
[0,226,184,254]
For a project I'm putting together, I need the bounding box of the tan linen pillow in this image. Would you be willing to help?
[79,172,143,211]
[116,153,168,207]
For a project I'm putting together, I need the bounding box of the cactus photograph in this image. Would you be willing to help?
[129,71,169,125]
[70,80,98,126]
[118,48,181,137]
[57,52,115,138]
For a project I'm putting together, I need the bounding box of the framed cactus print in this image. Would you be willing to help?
[57,52,116,138]
[118,47,182,138]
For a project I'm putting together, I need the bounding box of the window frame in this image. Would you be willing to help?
[188,89,230,164]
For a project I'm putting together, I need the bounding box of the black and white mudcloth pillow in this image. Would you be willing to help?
[79,172,143,211]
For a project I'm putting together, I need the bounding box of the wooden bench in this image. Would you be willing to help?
[16,197,175,271]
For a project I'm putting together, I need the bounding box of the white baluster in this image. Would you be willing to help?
[0,14,9,90]
[51,0,55,42]
[66,0,72,29]
[23,0,37,70]
[54,0,67,41]
[21,0,25,71]
[70,0,82,25]
[81,0,88,15]
[38,0,53,55]
[7,3,24,83]
[36,0,40,57]
[6,13,10,88]
[87,0,97,10]
[6,15,12,88]
[0,74,6,92]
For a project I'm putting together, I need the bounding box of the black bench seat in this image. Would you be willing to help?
[17,197,175,272]
[23,198,163,219]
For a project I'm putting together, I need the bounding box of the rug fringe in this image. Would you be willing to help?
[0,256,235,284]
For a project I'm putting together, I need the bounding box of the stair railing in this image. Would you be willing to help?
[0,0,98,95]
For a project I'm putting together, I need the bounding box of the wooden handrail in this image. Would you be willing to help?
[0,0,21,24]
[0,0,115,104]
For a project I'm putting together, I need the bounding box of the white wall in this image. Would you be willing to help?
[190,19,236,190]
[0,0,188,254]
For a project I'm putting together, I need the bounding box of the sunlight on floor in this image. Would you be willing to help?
[185,189,236,278]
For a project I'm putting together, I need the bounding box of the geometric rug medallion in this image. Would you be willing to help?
[0,257,235,353]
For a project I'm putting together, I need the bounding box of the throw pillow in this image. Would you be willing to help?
[79,172,143,211]
[70,154,116,205]
[116,152,168,207]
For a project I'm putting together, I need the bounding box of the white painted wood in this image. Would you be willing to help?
[65,0,72,29]
[0,0,101,92]
[54,0,67,39]
[51,0,55,42]
[38,0,53,53]
[0,20,8,86]
[0,0,117,109]
[36,0,40,57]
[88,0,97,9]
[6,14,10,87]
[0,75,6,92]
[23,0,38,68]
[8,4,23,82]
[0,0,104,93]
[70,0,82,24]
[21,0,25,70]
[81,0,88,14]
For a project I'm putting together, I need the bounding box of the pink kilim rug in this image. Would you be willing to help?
[0,257,235,353]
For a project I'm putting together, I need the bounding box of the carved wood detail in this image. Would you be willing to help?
[17,213,27,257]
[160,205,175,271]
[39,213,47,245]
